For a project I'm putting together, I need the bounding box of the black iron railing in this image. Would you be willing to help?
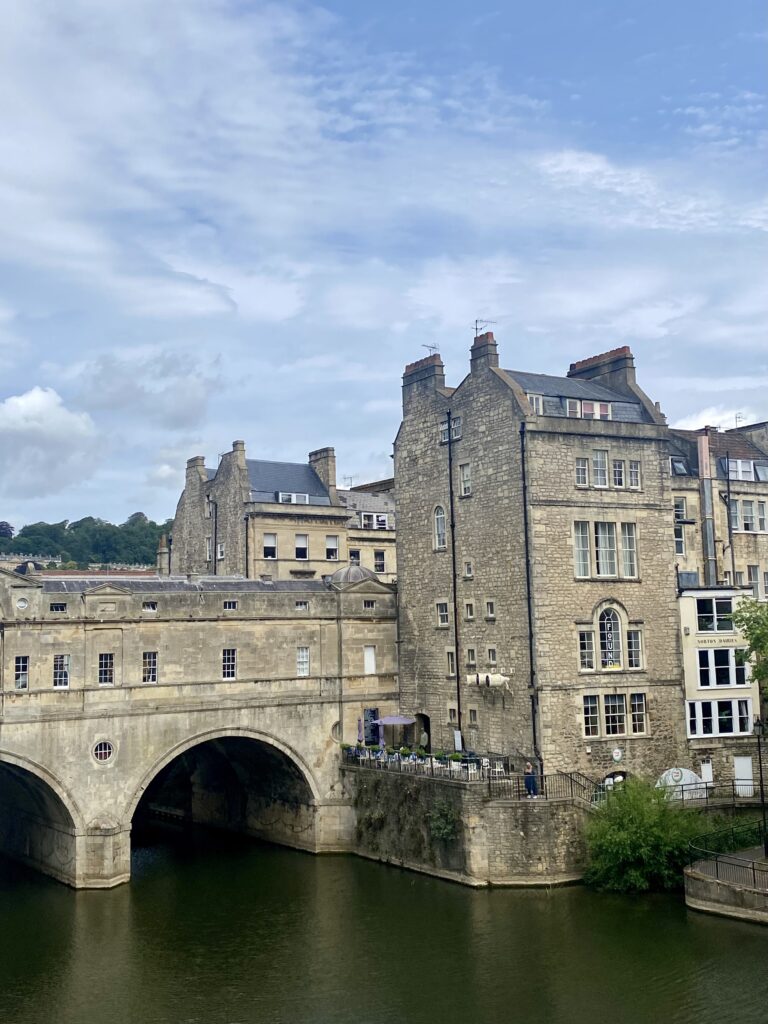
[688,819,767,891]
[662,780,761,807]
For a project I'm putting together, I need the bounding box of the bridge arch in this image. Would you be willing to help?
[125,727,321,822]
[0,749,86,885]
[125,727,325,858]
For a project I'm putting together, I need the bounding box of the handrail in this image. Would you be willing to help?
[687,819,767,892]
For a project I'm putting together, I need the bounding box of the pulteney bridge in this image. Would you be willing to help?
[0,567,398,886]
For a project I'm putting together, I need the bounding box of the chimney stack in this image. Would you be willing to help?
[470,331,499,371]
[309,447,337,501]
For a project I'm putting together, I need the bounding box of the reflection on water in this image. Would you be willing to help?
[0,824,767,1024]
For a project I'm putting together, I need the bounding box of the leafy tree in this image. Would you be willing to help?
[4,514,172,566]
[584,779,704,893]
[0,521,14,539]
[733,598,768,707]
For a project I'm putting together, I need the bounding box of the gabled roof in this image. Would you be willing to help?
[246,459,331,506]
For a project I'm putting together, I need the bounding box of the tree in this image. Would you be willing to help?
[584,779,704,893]
[0,521,14,539]
[733,598,768,706]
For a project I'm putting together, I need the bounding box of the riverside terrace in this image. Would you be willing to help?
[343,748,768,808]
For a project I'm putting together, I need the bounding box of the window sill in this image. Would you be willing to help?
[459,493,472,499]
[484,617,496,623]
[574,576,642,583]
[435,624,450,630]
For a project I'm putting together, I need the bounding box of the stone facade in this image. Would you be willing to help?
[395,335,696,783]
[0,565,398,886]
[346,767,589,886]
[169,442,397,583]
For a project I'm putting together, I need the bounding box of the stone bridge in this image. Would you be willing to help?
[0,568,399,887]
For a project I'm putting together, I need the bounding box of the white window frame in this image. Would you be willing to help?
[222,648,237,679]
[142,651,158,684]
[575,457,589,487]
[630,693,647,734]
[485,600,496,620]
[223,600,238,611]
[687,697,753,737]
[373,550,385,573]
[696,597,733,633]
[579,630,595,671]
[53,653,70,689]
[592,450,608,488]
[14,655,29,690]
[295,534,309,560]
[628,460,641,489]
[574,521,591,578]
[697,648,748,688]
[621,522,637,578]
[296,646,310,677]
[742,500,755,532]
[604,693,627,736]
[216,542,225,561]
[583,695,599,737]
[436,602,450,627]
[594,521,617,577]
[627,629,643,669]
[599,609,622,669]
[434,506,447,550]
[325,535,339,561]
[487,647,497,665]
[263,533,277,559]
[459,463,472,497]
[295,600,310,612]
[728,459,754,481]
[566,399,580,418]
[464,601,474,620]
[527,394,543,414]
[612,460,625,488]
[98,652,114,686]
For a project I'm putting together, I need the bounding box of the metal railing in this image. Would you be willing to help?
[662,780,762,807]
[688,819,768,891]
[342,750,596,803]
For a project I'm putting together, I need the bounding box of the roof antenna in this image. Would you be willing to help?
[474,318,496,337]
[735,412,743,428]
[342,474,357,488]
[422,344,439,357]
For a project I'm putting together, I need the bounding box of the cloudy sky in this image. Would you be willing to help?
[0,0,765,530]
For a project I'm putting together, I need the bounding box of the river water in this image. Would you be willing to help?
[1,826,766,1024]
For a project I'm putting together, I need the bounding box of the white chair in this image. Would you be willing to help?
[491,761,506,779]
[467,762,479,781]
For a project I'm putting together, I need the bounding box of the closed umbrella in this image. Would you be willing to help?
[357,718,364,743]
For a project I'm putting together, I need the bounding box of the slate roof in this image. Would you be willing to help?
[41,576,333,594]
[246,459,331,505]
[505,370,632,403]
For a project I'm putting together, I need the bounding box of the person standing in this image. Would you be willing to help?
[524,761,538,799]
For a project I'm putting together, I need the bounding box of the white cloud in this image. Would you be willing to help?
[0,388,101,497]
[672,406,761,431]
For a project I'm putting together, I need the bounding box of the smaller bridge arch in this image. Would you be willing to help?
[0,749,86,886]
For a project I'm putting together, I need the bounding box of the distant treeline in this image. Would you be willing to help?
[0,513,173,567]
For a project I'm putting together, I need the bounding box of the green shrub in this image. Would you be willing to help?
[428,799,460,842]
[584,779,704,893]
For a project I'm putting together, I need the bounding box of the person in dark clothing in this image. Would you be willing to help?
[524,761,538,799]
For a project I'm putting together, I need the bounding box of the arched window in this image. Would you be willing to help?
[434,506,446,549]
[599,609,622,669]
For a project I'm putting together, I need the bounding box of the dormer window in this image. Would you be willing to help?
[727,460,754,481]
[527,394,543,414]
[567,399,611,420]
[278,492,310,504]
[670,457,689,476]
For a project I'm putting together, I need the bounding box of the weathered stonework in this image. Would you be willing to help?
[0,567,398,886]
[170,442,397,583]
[395,336,689,781]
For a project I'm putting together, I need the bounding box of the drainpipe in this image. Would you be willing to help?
[725,449,736,584]
[211,500,218,576]
[698,432,718,586]
[520,422,541,771]
[243,516,249,579]
[446,410,463,748]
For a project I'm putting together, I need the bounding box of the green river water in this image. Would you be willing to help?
[1,826,766,1024]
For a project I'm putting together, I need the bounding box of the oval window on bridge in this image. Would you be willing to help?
[93,741,115,763]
